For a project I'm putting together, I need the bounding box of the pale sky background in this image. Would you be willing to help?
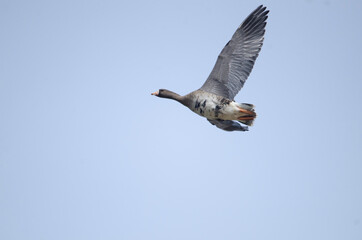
[1,0,362,239]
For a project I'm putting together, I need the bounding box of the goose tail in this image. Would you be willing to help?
[237,103,256,126]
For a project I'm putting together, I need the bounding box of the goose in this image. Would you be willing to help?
[152,5,269,132]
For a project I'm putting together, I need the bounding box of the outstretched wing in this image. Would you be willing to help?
[200,5,268,100]
[207,119,248,132]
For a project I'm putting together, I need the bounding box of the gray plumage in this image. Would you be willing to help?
[200,5,268,100]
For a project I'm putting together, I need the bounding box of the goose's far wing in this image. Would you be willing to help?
[207,119,248,132]
[200,5,268,100]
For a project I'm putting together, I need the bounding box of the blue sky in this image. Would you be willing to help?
[1,0,362,239]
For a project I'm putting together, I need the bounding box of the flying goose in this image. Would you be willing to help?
[152,5,268,131]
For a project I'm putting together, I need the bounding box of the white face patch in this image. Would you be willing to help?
[151,90,159,96]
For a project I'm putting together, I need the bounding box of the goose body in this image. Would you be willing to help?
[152,5,268,132]
[185,90,255,121]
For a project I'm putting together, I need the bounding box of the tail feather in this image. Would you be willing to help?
[237,103,256,126]
[237,103,255,111]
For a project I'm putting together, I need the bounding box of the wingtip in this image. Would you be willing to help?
[255,5,269,16]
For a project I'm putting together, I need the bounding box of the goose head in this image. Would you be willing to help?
[151,89,180,99]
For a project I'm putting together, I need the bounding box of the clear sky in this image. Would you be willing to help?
[1,0,362,239]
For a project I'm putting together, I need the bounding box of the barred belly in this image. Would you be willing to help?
[189,92,236,120]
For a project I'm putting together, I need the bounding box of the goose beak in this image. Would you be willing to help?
[151,91,159,96]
